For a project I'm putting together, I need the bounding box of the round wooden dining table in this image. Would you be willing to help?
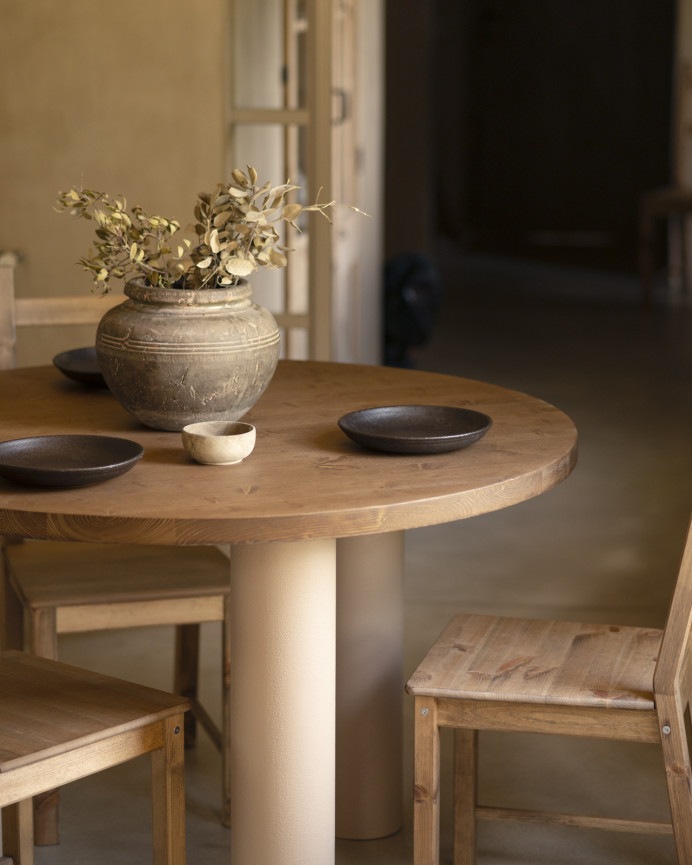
[0,359,577,865]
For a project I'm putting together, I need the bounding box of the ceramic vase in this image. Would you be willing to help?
[96,279,280,431]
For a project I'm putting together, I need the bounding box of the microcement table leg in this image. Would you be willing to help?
[336,531,405,839]
[230,538,337,865]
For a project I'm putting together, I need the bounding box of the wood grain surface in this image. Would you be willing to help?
[0,360,578,545]
[0,650,186,774]
[406,613,662,710]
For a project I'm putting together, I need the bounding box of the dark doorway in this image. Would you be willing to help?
[387,1,677,274]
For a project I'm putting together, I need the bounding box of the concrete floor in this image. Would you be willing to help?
[25,251,692,863]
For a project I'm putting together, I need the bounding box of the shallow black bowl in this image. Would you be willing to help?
[53,347,107,387]
[338,405,492,454]
[0,435,143,487]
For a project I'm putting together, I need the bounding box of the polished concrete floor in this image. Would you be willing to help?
[27,251,692,863]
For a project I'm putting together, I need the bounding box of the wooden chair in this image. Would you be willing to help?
[639,61,692,305]
[0,650,188,865]
[406,516,692,865]
[639,187,692,305]
[0,260,232,839]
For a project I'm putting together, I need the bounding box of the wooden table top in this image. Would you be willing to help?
[0,360,577,545]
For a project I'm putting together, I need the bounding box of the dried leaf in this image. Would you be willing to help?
[267,249,288,268]
[225,257,255,276]
[282,203,303,222]
[267,184,292,199]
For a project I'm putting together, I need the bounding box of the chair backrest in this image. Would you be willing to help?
[673,61,692,187]
[0,259,123,371]
[653,515,692,702]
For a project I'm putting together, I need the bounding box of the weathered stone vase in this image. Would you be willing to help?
[95,279,280,431]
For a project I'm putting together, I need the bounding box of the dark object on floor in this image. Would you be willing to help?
[384,253,442,367]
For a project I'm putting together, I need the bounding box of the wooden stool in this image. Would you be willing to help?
[407,517,692,865]
[0,650,189,865]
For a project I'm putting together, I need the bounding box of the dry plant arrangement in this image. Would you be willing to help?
[56,166,353,293]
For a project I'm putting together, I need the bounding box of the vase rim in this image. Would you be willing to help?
[124,277,250,305]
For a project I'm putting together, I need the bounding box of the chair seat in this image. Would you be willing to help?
[0,650,188,781]
[0,651,188,863]
[406,614,662,710]
[5,541,229,607]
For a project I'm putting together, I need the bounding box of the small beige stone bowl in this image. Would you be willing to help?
[181,421,256,465]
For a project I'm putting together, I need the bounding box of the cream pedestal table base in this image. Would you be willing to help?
[231,539,337,865]
[336,531,405,839]
[230,532,405,865]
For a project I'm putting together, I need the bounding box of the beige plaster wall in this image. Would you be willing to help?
[0,0,228,364]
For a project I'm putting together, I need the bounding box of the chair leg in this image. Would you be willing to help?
[413,696,441,865]
[2,799,35,865]
[0,568,24,651]
[658,701,692,864]
[28,608,59,847]
[174,624,199,749]
[221,595,231,828]
[152,713,187,865]
[638,201,656,306]
[669,214,686,301]
[680,213,690,302]
[28,607,57,659]
[453,729,477,865]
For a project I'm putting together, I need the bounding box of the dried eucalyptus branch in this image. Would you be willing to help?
[55,188,182,292]
[56,165,349,293]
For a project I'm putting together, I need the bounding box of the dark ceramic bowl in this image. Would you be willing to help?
[53,347,107,387]
[338,405,492,454]
[0,435,143,487]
